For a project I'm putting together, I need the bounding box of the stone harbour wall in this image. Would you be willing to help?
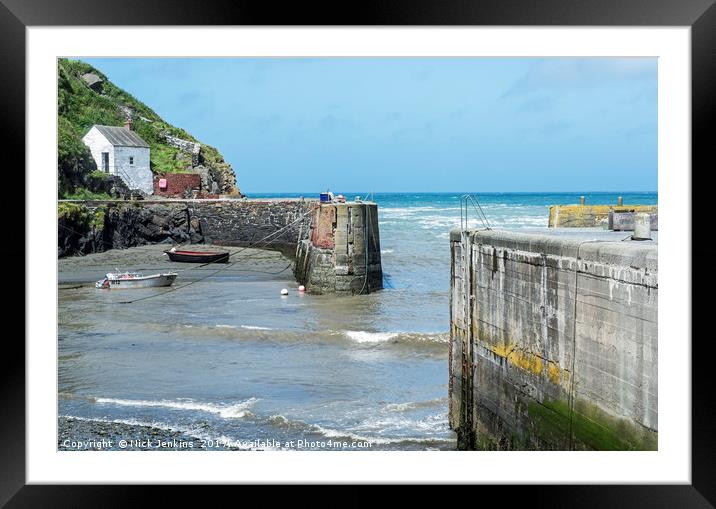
[188,200,314,255]
[449,229,658,450]
[294,202,383,295]
[57,199,315,258]
[58,198,384,296]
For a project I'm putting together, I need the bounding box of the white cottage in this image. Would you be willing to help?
[82,120,153,195]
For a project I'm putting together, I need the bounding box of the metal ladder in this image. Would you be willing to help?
[460,194,492,231]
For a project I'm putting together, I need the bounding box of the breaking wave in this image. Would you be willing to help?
[264,413,454,447]
[383,397,448,413]
[343,331,399,343]
[93,397,259,419]
[341,330,448,345]
[145,322,448,348]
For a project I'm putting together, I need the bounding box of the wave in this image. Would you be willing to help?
[383,397,448,413]
[61,414,179,433]
[215,324,273,331]
[344,330,399,343]
[354,412,450,436]
[380,206,450,215]
[61,401,456,449]
[264,413,454,447]
[144,322,448,349]
[342,330,448,345]
[93,397,259,419]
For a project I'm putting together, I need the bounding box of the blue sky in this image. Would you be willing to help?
[82,58,657,193]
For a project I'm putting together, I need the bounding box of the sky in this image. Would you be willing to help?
[82,57,657,194]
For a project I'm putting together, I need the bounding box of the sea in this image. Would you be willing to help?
[58,192,657,451]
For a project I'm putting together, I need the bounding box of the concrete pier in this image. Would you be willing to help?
[294,202,383,295]
[449,228,657,450]
[609,210,658,232]
[549,204,658,228]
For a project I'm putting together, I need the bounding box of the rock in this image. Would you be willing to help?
[86,174,133,199]
[161,132,201,166]
[81,73,103,92]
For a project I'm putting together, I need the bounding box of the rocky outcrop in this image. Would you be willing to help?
[57,199,314,258]
[81,73,103,92]
[104,203,205,248]
[162,132,201,165]
[58,58,241,198]
[86,174,134,199]
[159,131,240,196]
[58,202,204,257]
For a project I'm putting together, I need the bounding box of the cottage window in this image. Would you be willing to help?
[129,156,134,165]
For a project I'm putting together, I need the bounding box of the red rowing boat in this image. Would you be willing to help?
[164,249,230,263]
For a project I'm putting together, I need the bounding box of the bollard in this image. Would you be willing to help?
[579,196,585,205]
[632,213,652,240]
[617,196,623,206]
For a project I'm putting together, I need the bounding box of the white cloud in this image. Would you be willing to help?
[504,58,657,97]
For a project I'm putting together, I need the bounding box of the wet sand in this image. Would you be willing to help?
[58,244,294,286]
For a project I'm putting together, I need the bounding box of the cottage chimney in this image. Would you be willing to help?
[124,118,133,130]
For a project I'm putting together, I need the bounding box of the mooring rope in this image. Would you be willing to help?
[115,205,318,304]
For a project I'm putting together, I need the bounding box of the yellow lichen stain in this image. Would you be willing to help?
[489,342,512,360]
[488,343,566,386]
[466,326,568,385]
[547,361,561,384]
[512,350,543,376]
[548,204,658,228]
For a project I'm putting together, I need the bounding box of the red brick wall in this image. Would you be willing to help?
[153,173,202,197]
[311,205,336,249]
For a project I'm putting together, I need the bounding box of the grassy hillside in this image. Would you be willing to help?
[58,58,239,198]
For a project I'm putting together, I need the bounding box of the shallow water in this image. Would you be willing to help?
[58,191,656,451]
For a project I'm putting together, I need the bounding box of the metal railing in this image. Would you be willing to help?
[98,166,142,191]
[460,194,492,231]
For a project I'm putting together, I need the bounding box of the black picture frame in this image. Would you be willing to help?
[3,0,712,503]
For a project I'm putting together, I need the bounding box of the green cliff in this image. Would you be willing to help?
[57,58,240,198]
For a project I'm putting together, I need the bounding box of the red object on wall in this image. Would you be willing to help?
[311,206,336,249]
[153,173,202,197]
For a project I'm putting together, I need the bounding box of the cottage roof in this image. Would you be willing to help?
[93,125,150,148]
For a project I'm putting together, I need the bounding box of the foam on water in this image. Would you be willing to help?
[265,413,453,446]
[94,397,259,419]
[62,414,177,431]
[383,397,448,413]
[344,331,399,343]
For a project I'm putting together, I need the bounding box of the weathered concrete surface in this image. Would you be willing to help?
[294,202,383,295]
[609,211,659,231]
[449,228,657,450]
[549,205,658,228]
